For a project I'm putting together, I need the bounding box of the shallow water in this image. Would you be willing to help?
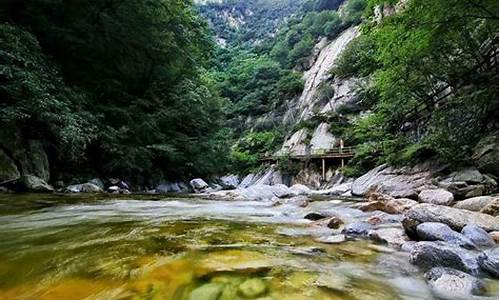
[0,194,496,300]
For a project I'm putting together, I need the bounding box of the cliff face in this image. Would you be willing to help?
[278,26,362,156]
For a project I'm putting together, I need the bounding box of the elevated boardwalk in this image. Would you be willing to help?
[261,146,357,162]
[261,146,358,180]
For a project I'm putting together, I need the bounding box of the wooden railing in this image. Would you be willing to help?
[261,145,358,161]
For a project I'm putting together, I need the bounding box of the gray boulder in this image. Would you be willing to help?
[289,184,311,196]
[416,222,476,249]
[238,184,290,200]
[461,225,496,248]
[342,221,374,237]
[368,227,409,248]
[418,189,454,206]
[66,182,103,193]
[410,242,479,274]
[351,163,436,197]
[189,178,209,192]
[403,204,499,234]
[17,175,53,192]
[328,182,352,195]
[88,178,105,189]
[477,248,499,277]
[219,174,240,189]
[447,168,484,184]
[425,267,486,300]
[454,196,498,212]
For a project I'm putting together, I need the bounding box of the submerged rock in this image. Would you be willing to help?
[315,235,346,244]
[425,267,486,300]
[342,221,374,237]
[418,189,454,206]
[238,278,267,298]
[304,212,327,221]
[189,283,224,300]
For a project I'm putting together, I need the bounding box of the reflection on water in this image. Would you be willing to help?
[0,194,496,300]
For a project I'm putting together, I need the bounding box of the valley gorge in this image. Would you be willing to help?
[0,0,498,299]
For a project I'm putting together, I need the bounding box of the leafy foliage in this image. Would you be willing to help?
[337,0,498,171]
[0,0,229,183]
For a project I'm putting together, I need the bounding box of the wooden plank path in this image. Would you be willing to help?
[261,146,357,162]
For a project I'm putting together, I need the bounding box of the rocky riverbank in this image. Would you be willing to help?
[1,159,498,299]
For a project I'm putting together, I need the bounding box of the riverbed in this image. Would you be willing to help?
[0,194,496,300]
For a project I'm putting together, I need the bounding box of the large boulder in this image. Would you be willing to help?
[472,132,498,175]
[66,182,103,193]
[454,196,498,212]
[461,224,496,248]
[190,178,209,193]
[416,222,475,249]
[16,175,53,192]
[368,227,409,248]
[403,204,499,235]
[418,189,454,206]
[425,267,486,300]
[328,182,352,196]
[238,184,290,200]
[477,248,499,277]
[444,168,484,184]
[360,192,418,214]
[409,242,479,274]
[218,174,240,190]
[289,184,311,196]
[351,163,438,197]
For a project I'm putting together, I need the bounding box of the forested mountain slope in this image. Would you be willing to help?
[0,0,497,190]
[200,0,498,181]
[0,0,229,186]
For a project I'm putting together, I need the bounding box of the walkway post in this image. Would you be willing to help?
[322,158,325,181]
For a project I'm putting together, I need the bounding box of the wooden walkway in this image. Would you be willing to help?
[261,146,358,180]
[261,146,357,162]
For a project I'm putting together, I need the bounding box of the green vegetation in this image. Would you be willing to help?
[1,0,496,183]
[0,0,228,182]
[334,0,498,175]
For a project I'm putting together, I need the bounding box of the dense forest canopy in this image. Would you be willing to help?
[0,0,497,186]
[0,0,229,184]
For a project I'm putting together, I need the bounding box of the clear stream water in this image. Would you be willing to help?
[0,194,497,300]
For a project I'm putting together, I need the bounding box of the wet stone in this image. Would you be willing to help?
[238,278,267,298]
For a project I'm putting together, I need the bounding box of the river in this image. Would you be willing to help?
[0,193,496,300]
